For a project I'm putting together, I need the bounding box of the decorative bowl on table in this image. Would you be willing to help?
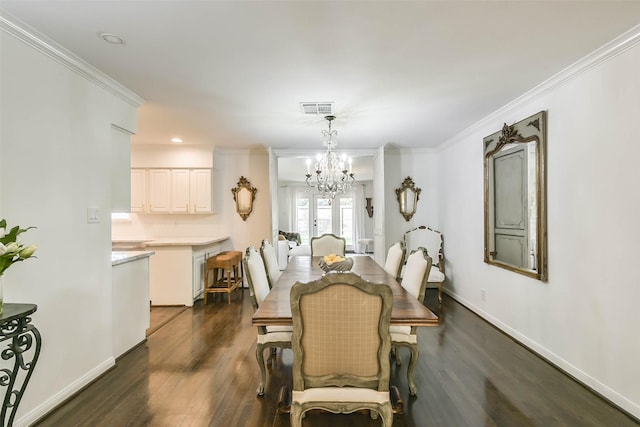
[319,254,354,273]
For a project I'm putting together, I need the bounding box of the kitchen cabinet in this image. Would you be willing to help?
[130,169,147,213]
[148,169,171,212]
[133,168,213,214]
[144,237,229,306]
[112,251,154,358]
[192,252,206,300]
[191,169,212,213]
[171,169,191,213]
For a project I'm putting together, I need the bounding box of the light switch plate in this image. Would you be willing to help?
[87,207,100,223]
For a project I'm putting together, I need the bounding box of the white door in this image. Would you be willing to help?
[311,194,354,251]
[313,195,333,236]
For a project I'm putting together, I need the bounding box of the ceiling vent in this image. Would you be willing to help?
[300,102,334,115]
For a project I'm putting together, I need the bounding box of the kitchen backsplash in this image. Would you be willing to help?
[112,213,222,239]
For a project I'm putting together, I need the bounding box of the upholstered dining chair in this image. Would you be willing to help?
[383,241,406,281]
[404,226,446,304]
[289,272,394,427]
[390,247,432,396]
[260,239,281,289]
[243,246,292,396]
[310,233,346,257]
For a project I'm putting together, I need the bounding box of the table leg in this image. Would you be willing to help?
[0,317,41,426]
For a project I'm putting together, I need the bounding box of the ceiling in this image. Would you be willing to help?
[2,1,640,152]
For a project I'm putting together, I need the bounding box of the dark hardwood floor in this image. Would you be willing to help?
[35,291,639,427]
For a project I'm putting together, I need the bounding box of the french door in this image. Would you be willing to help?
[296,192,354,250]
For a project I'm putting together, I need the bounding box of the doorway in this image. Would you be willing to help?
[295,192,354,250]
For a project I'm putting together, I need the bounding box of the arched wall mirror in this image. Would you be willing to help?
[232,176,257,221]
[395,177,421,221]
[484,110,547,281]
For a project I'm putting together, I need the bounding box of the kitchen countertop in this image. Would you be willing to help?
[112,250,155,266]
[145,236,229,247]
[112,236,229,248]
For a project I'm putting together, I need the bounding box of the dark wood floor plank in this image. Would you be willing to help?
[33,291,639,427]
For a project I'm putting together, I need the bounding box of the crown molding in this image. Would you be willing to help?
[214,147,252,155]
[392,147,437,156]
[272,148,378,158]
[436,23,640,151]
[0,14,144,108]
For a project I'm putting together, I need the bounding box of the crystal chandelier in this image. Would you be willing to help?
[305,115,355,199]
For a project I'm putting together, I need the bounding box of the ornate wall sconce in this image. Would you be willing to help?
[365,197,374,218]
[231,176,257,221]
[395,177,421,221]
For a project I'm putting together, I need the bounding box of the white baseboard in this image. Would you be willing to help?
[15,357,116,427]
[444,289,640,421]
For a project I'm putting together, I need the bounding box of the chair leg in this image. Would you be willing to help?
[380,402,394,427]
[256,343,267,396]
[393,346,402,366]
[227,268,232,304]
[408,343,419,396]
[267,347,277,364]
[438,281,443,304]
[290,404,303,427]
[237,259,244,291]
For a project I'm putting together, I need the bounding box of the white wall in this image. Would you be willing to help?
[436,32,640,418]
[216,148,271,253]
[0,26,139,425]
[382,148,440,252]
[277,183,295,232]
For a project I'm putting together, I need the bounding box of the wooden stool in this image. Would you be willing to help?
[204,251,243,304]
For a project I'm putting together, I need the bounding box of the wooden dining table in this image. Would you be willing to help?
[252,255,439,327]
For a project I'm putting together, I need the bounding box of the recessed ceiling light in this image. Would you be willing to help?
[171,138,183,143]
[99,32,125,45]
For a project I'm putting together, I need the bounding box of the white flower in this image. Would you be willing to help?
[5,242,19,253]
[0,219,37,276]
[19,245,37,258]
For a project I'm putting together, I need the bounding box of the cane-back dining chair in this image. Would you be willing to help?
[244,246,292,396]
[310,233,346,257]
[260,239,281,289]
[290,272,394,426]
[383,241,406,282]
[391,247,432,396]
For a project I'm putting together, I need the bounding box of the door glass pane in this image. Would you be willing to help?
[316,197,332,236]
[296,196,310,244]
[339,197,353,246]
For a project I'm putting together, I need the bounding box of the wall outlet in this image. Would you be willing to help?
[481,288,486,301]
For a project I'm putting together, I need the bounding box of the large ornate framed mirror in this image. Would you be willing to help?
[484,111,547,280]
[395,177,421,221]
[231,176,257,221]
